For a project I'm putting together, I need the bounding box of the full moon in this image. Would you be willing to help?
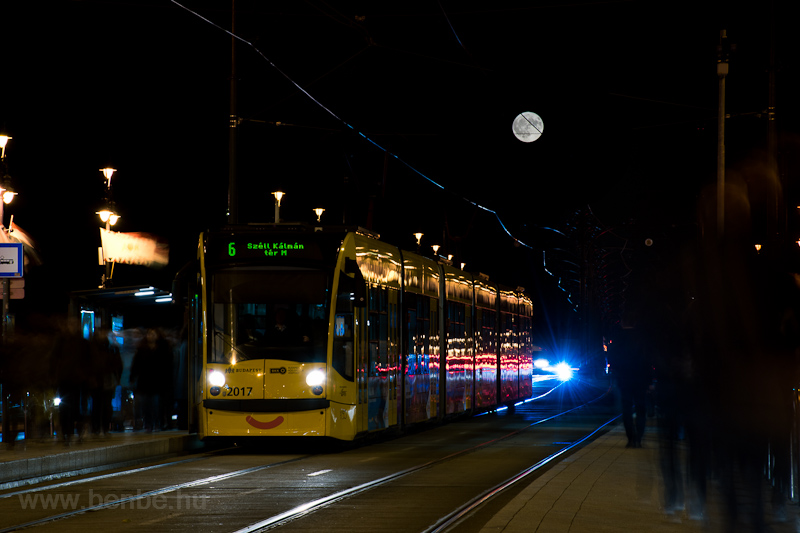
[512,112,544,142]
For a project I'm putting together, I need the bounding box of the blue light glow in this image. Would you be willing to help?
[554,362,573,382]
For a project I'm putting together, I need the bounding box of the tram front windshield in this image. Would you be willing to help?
[210,268,329,364]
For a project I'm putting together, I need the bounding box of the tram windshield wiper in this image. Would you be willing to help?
[214,330,250,363]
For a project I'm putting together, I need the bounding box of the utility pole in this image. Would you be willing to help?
[767,1,780,241]
[227,0,239,224]
[717,29,730,238]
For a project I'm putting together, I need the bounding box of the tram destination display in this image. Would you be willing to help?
[208,233,325,264]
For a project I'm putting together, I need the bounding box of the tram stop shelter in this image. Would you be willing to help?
[68,285,177,336]
[67,285,187,431]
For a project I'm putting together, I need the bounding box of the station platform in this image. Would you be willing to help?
[0,430,200,489]
[479,422,800,533]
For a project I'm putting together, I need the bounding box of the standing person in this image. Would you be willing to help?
[689,181,798,531]
[608,312,652,449]
[647,248,693,517]
[130,329,170,432]
[0,334,27,448]
[51,318,92,446]
[89,328,122,436]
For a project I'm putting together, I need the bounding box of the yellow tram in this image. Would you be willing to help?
[185,225,534,441]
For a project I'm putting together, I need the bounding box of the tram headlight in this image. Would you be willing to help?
[209,370,226,387]
[306,369,325,387]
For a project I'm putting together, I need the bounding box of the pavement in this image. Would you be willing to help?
[2,417,800,532]
[479,422,800,533]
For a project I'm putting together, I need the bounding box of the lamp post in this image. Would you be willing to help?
[0,136,15,329]
[97,168,119,288]
[0,136,15,231]
[716,30,730,237]
[272,191,284,223]
[0,135,10,160]
[413,232,423,253]
[0,135,12,445]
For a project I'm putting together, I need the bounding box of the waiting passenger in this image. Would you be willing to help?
[130,329,171,432]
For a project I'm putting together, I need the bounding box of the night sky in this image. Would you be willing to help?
[2,1,800,336]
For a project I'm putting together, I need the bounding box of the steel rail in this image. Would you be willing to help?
[0,454,212,499]
[2,385,612,533]
[232,388,611,533]
[0,455,308,533]
[422,414,622,533]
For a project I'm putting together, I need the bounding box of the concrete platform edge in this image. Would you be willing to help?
[0,433,202,487]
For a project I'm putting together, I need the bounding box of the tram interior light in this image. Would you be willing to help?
[209,370,226,387]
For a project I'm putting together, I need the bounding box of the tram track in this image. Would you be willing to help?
[424,414,621,533]
[0,455,213,500]
[232,387,614,533]
[0,381,614,533]
[0,453,311,533]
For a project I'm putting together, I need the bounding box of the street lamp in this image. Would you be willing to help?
[0,136,14,230]
[273,191,284,223]
[0,184,15,230]
[100,167,116,188]
[0,135,10,160]
[313,207,325,223]
[413,232,424,254]
[97,210,120,226]
[1,189,15,206]
[98,168,120,288]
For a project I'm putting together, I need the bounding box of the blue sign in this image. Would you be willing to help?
[0,243,23,277]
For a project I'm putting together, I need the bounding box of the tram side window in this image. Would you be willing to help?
[519,316,531,354]
[368,287,389,378]
[406,292,418,376]
[405,293,432,377]
[480,308,496,356]
[420,297,431,373]
[332,272,355,381]
[448,301,466,358]
[499,311,516,360]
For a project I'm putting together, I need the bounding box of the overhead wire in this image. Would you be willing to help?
[438,0,468,53]
[170,0,536,250]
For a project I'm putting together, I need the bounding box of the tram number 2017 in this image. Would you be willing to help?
[225,387,253,397]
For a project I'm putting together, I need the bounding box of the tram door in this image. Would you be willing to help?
[388,289,399,427]
[187,287,204,436]
[356,303,369,433]
[366,286,399,430]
